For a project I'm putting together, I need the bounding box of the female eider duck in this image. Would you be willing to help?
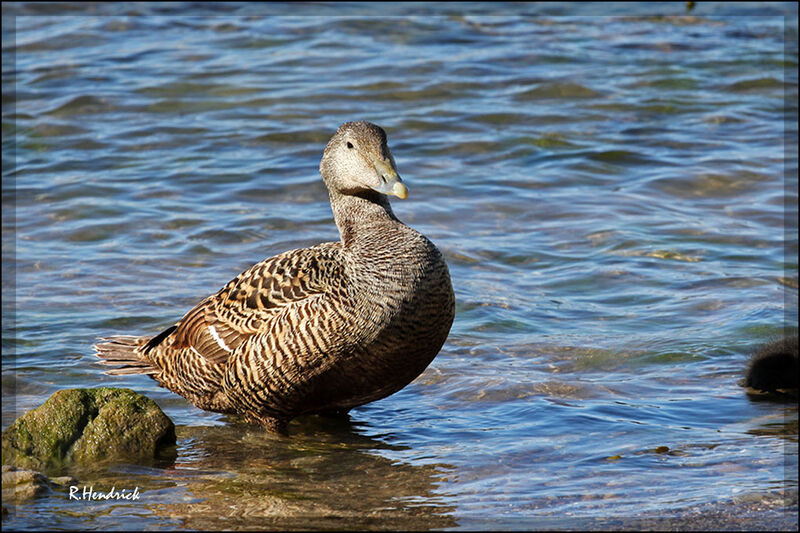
[95,121,455,434]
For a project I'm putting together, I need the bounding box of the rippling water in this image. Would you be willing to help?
[3,2,798,530]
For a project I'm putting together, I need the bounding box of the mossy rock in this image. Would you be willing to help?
[1,388,175,471]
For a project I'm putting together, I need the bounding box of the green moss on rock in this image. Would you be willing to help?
[2,388,175,471]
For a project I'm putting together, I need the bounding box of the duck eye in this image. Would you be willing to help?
[346,142,354,149]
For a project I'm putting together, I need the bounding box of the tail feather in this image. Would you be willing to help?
[94,335,158,376]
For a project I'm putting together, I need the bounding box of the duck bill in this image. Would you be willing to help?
[371,158,409,199]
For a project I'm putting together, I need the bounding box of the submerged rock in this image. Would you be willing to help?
[1,465,76,501]
[1,388,175,471]
[744,335,799,393]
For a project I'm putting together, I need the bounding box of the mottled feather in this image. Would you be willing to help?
[163,243,344,365]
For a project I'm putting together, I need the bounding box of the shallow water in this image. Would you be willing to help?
[3,2,798,530]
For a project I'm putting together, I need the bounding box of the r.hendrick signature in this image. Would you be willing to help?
[69,485,140,501]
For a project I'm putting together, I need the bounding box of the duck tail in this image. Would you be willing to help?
[94,335,159,376]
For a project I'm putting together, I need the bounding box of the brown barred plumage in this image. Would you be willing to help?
[94,121,455,434]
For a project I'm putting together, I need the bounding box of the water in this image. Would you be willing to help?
[3,2,798,530]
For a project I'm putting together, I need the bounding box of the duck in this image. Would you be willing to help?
[95,121,455,434]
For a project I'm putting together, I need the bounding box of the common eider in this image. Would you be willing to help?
[95,121,455,434]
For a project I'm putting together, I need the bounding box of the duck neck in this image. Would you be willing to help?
[329,190,401,249]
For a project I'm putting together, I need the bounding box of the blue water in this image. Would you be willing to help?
[3,2,798,530]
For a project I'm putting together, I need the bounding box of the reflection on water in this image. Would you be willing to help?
[155,422,457,530]
[3,1,798,530]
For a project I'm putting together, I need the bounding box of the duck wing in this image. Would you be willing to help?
[147,242,344,366]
